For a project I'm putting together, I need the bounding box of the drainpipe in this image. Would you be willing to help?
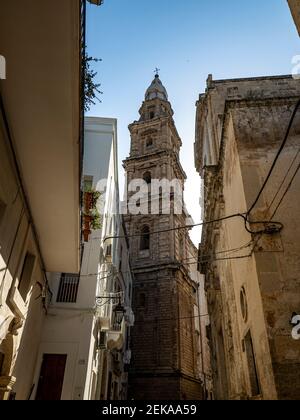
[197,282,207,399]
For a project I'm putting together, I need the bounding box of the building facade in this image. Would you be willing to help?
[0,0,85,400]
[195,75,300,400]
[124,75,208,400]
[288,0,300,35]
[28,118,133,400]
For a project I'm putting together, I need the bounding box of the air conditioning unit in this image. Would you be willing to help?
[97,331,107,350]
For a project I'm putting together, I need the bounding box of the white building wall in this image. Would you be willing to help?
[31,117,123,401]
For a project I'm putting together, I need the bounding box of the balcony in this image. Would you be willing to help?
[0,1,82,273]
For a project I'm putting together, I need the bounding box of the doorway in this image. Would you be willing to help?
[35,354,67,400]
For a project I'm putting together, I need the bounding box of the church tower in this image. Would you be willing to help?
[124,74,203,400]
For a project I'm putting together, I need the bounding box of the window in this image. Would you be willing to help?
[128,283,132,301]
[119,246,123,272]
[244,330,261,397]
[148,107,155,119]
[143,172,152,185]
[139,293,146,308]
[56,273,80,303]
[240,287,248,322]
[0,198,6,226]
[146,137,153,148]
[18,253,36,301]
[140,226,150,251]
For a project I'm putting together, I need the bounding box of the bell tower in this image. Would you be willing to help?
[124,74,203,400]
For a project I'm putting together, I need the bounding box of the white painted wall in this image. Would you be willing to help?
[31,118,119,400]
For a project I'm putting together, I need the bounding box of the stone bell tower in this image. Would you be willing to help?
[124,74,203,400]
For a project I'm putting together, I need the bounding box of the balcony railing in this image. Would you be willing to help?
[57,273,80,303]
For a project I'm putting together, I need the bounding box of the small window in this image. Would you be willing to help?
[18,253,36,301]
[146,137,153,148]
[106,244,112,258]
[0,198,6,226]
[240,287,248,322]
[148,106,155,120]
[143,172,152,185]
[244,330,261,397]
[140,226,150,251]
[139,293,146,308]
[119,247,123,272]
[57,273,80,303]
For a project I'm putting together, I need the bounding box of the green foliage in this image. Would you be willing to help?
[91,212,103,230]
[83,189,103,231]
[83,52,103,112]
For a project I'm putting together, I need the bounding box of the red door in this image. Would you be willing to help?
[35,354,67,400]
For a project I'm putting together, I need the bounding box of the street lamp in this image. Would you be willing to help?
[96,294,126,326]
[114,298,126,326]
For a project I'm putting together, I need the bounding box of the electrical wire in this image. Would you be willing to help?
[102,213,247,243]
[79,240,256,280]
[270,162,300,220]
[135,313,209,325]
[266,148,300,215]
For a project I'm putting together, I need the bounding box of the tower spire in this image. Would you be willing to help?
[145,72,168,101]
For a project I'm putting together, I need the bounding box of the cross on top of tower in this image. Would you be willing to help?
[154,68,160,78]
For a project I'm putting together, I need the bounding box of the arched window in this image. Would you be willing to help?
[148,107,155,119]
[143,171,152,185]
[146,137,153,148]
[140,225,150,251]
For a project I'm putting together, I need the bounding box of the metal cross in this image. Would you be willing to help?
[154,67,160,76]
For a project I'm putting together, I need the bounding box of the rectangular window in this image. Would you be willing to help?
[0,198,6,226]
[18,253,36,301]
[56,273,80,303]
[244,330,261,397]
[119,246,123,272]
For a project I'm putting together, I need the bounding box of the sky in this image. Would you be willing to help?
[86,0,300,245]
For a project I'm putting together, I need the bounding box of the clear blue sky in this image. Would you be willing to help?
[86,0,299,244]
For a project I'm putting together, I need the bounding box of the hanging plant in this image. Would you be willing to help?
[82,188,103,241]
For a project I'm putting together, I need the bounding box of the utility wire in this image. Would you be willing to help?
[270,162,300,220]
[86,99,300,249]
[135,313,209,325]
[266,148,300,215]
[247,98,300,217]
[102,213,247,243]
[79,240,255,279]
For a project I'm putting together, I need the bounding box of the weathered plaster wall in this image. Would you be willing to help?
[196,75,300,400]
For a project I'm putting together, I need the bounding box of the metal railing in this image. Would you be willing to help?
[57,274,80,303]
